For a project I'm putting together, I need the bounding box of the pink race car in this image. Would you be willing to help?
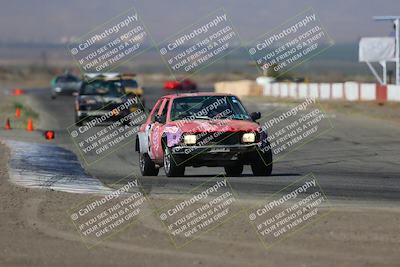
[136,93,272,177]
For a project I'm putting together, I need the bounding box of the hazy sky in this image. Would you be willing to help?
[0,0,399,44]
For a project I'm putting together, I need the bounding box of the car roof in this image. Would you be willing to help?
[83,73,136,80]
[161,92,234,100]
[83,73,120,79]
[56,74,78,78]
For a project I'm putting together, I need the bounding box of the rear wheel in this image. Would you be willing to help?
[251,148,273,176]
[139,153,159,176]
[163,147,185,177]
[224,165,243,176]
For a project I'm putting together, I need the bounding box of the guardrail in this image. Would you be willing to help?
[257,80,400,102]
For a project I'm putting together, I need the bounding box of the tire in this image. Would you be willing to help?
[139,153,159,176]
[75,114,83,126]
[224,165,243,176]
[122,118,130,126]
[163,147,185,177]
[251,148,273,176]
[51,93,56,99]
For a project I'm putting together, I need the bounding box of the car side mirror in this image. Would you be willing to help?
[155,114,166,124]
[250,112,261,121]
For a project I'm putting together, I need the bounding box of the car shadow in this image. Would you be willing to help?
[107,172,302,196]
[178,172,302,178]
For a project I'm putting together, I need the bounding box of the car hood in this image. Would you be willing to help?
[166,119,259,133]
[56,81,81,89]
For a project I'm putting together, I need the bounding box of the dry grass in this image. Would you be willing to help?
[0,94,39,130]
[243,95,400,125]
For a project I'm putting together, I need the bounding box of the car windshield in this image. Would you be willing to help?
[170,95,250,121]
[122,79,138,88]
[80,80,124,96]
[56,75,79,83]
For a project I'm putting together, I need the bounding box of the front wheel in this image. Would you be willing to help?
[251,148,273,176]
[139,153,159,176]
[224,165,243,176]
[163,147,185,177]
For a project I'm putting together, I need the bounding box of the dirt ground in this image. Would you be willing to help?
[0,142,399,267]
[244,95,400,126]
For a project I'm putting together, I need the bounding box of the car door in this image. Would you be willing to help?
[143,99,162,158]
[149,98,170,160]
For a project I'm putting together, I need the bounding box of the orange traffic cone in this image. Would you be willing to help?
[15,107,21,118]
[26,118,34,131]
[5,118,11,130]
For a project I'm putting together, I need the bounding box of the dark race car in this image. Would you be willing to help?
[136,92,272,177]
[74,77,130,126]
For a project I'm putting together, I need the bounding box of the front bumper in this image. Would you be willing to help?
[171,143,258,155]
[170,143,260,167]
[77,110,129,122]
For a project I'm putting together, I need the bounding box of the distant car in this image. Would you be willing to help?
[136,92,272,177]
[164,80,181,90]
[50,74,81,99]
[181,79,197,91]
[74,75,130,126]
[163,79,197,91]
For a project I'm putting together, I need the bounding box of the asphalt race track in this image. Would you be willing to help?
[26,86,400,202]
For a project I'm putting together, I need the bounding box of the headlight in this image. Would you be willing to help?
[55,87,62,92]
[183,134,197,145]
[242,132,255,143]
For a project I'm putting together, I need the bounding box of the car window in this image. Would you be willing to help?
[80,80,124,96]
[150,99,162,123]
[170,96,250,121]
[160,99,170,118]
[156,99,170,123]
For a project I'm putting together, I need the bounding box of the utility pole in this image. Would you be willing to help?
[373,16,400,85]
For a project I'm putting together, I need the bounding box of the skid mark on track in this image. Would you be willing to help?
[3,139,112,194]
